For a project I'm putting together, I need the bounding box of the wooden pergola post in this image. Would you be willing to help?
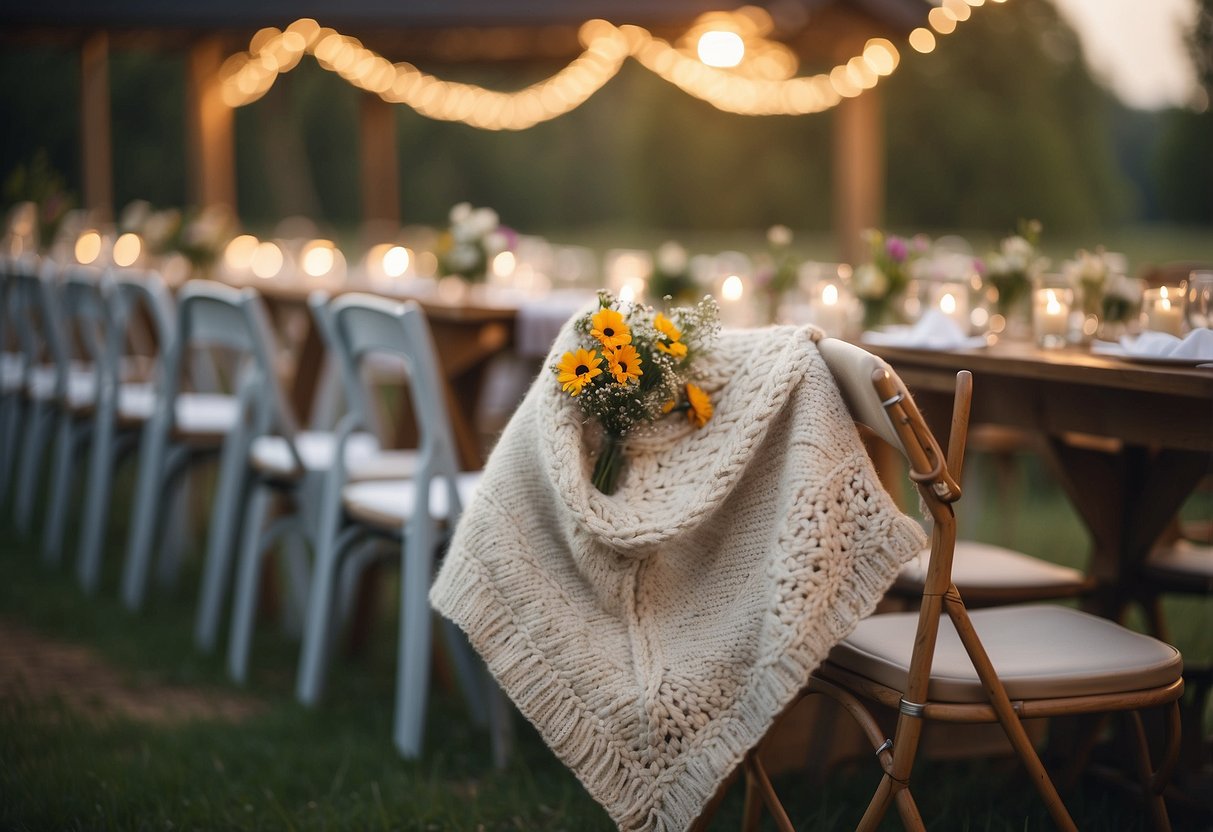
[186,36,236,210]
[359,94,400,226]
[832,85,884,265]
[80,31,113,222]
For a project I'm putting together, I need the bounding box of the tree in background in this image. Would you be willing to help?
[1154,0,1213,225]
[0,0,1202,235]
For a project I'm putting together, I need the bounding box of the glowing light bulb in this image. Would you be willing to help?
[492,250,516,278]
[697,31,745,68]
[225,234,260,271]
[250,242,283,278]
[721,274,744,302]
[301,240,336,277]
[383,245,410,278]
[75,231,102,265]
[112,233,142,267]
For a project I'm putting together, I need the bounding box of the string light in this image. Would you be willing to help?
[219,4,996,128]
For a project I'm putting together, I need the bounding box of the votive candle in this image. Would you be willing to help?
[1033,287,1071,349]
[1143,286,1184,336]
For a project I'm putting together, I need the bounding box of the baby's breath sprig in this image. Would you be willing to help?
[552,291,719,493]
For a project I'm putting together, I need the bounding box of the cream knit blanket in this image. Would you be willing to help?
[431,323,926,832]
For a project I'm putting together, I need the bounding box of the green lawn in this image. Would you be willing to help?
[1,452,1209,831]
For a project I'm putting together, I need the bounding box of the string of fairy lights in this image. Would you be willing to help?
[220,0,1004,129]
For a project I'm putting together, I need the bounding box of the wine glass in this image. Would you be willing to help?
[1186,270,1213,331]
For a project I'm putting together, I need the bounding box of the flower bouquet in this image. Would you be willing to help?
[553,291,720,494]
[983,220,1048,331]
[1062,248,1136,317]
[753,224,800,323]
[436,202,513,282]
[854,229,928,329]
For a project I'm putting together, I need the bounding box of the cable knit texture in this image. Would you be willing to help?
[431,323,926,832]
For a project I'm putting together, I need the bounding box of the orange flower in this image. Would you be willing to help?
[685,383,713,428]
[606,343,643,385]
[656,339,688,358]
[590,308,632,350]
[556,348,603,396]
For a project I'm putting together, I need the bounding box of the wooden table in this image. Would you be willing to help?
[866,339,1213,619]
[254,280,516,470]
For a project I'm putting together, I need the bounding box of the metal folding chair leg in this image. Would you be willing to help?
[227,483,277,683]
[121,414,171,610]
[394,514,438,759]
[41,411,79,565]
[77,399,117,593]
[14,402,52,535]
[193,427,252,651]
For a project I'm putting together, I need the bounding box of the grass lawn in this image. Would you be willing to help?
[1,452,1209,831]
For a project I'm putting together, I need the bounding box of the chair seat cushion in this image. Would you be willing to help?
[828,605,1183,703]
[897,540,1087,591]
[342,472,482,529]
[1143,539,1213,590]
[27,363,98,406]
[249,431,418,480]
[117,386,240,436]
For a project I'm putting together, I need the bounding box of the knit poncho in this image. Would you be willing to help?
[431,324,926,832]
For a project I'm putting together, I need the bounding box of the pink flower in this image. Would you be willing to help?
[886,236,908,262]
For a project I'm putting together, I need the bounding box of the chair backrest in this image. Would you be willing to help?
[818,337,969,598]
[327,292,463,505]
[60,264,110,361]
[164,280,297,437]
[2,257,39,372]
[13,258,72,398]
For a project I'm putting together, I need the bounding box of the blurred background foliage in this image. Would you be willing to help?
[1,0,1211,238]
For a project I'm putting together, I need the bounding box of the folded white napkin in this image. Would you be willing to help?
[860,309,987,350]
[1091,328,1213,362]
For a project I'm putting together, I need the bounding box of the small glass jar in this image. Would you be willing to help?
[1142,286,1185,336]
[1032,286,1072,349]
[1185,271,1213,331]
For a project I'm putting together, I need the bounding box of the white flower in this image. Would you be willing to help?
[445,242,480,272]
[449,202,473,225]
[120,200,152,234]
[853,263,889,299]
[469,207,499,237]
[767,224,793,247]
[1063,249,1109,289]
[142,209,181,250]
[1000,236,1033,272]
[483,230,508,256]
[656,241,688,274]
[1106,274,1142,303]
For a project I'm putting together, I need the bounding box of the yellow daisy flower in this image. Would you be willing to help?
[653,313,682,342]
[590,308,632,350]
[661,399,676,414]
[556,348,603,396]
[606,343,643,385]
[686,383,713,428]
[656,339,688,358]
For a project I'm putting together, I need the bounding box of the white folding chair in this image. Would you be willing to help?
[75,269,221,592]
[120,280,259,620]
[221,291,419,679]
[0,255,35,509]
[291,293,508,763]
[39,266,110,565]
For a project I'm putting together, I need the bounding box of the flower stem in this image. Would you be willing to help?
[591,433,624,494]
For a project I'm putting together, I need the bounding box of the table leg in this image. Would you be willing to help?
[1041,439,1210,619]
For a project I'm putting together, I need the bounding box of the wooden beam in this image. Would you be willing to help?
[80,31,113,222]
[186,36,236,210]
[359,94,400,226]
[832,86,884,265]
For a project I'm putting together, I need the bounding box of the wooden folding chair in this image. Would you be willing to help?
[740,338,1185,831]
